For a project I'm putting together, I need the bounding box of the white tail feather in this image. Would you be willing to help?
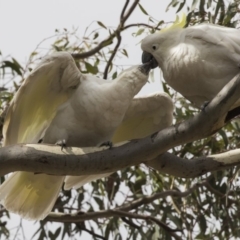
[0,172,64,220]
[64,173,112,190]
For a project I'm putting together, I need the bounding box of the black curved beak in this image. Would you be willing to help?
[142,51,158,69]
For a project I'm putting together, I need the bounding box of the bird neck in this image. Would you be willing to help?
[114,66,148,99]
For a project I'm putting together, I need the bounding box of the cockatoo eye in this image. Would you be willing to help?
[152,44,159,51]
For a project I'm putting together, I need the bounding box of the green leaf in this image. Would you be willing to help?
[155,20,164,30]
[97,21,107,29]
[166,0,179,12]
[93,32,99,40]
[177,0,186,13]
[2,60,23,76]
[135,28,144,36]
[218,129,229,148]
[199,214,207,234]
[138,3,148,15]
[112,71,117,79]
[85,62,98,74]
[53,227,61,238]
[121,49,128,58]
[207,0,212,8]
[191,0,199,11]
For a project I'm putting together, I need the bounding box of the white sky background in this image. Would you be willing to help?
[0,0,188,239]
[0,0,185,95]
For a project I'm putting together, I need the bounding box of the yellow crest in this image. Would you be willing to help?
[161,13,186,32]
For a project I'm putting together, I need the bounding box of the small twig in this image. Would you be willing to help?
[113,210,182,239]
[46,180,203,222]
[12,218,22,240]
[120,0,130,20]
[103,34,122,79]
[124,23,161,31]
[147,217,182,240]
[72,0,140,60]
[71,37,114,59]
[121,217,141,229]
[103,0,140,79]
[122,0,140,25]
[81,226,106,240]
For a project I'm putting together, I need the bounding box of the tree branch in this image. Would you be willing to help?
[45,180,202,222]
[147,148,240,178]
[72,0,140,60]
[111,210,182,240]
[103,33,122,79]
[124,23,161,31]
[0,74,240,177]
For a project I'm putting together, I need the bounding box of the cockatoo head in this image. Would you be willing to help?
[141,34,160,69]
[141,14,187,68]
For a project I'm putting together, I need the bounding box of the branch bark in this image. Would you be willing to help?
[0,74,240,177]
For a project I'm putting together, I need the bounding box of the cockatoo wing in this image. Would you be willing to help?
[3,52,81,146]
[64,173,111,191]
[185,24,240,57]
[64,92,173,190]
[0,52,81,220]
[0,172,64,220]
[112,92,174,143]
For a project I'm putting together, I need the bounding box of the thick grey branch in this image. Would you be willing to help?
[146,152,224,178]
[0,74,240,177]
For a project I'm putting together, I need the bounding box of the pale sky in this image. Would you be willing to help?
[0,0,182,239]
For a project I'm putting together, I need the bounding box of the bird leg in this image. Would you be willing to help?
[55,139,67,150]
[99,141,113,149]
[200,101,210,111]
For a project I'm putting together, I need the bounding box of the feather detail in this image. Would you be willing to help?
[161,13,186,33]
[0,172,64,220]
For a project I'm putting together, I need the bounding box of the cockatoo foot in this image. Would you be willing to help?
[55,139,67,150]
[99,141,113,149]
[38,138,43,143]
[151,132,159,142]
[200,101,210,111]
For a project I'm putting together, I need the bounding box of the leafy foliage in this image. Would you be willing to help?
[1,0,240,239]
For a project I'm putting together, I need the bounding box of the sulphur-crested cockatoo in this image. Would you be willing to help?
[141,15,240,109]
[0,52,173,220]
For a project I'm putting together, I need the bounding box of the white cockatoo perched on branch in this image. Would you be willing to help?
[141,15,240,110]
[0,52,174,220]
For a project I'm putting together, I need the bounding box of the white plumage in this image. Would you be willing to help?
[0,52,173,220]
[141,23,240,108]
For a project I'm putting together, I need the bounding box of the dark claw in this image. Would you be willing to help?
[151,132,159,142]
[100,141,113,149]
[38,138,43,143]
[56,139,67,150]
[200,101,210,111]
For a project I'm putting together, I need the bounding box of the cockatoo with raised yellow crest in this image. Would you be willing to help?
[0,52,174,220]
[141,14,240,109]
